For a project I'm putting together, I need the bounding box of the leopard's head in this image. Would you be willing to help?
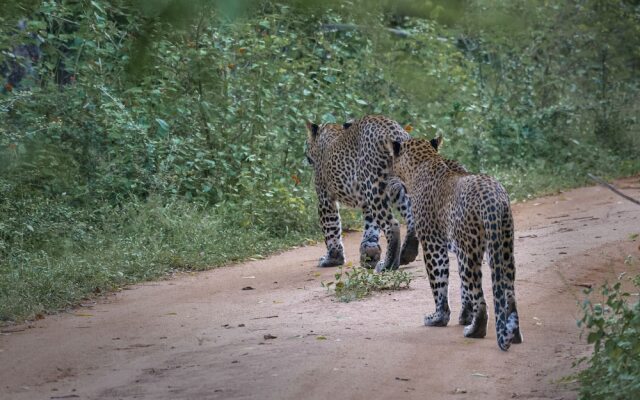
[388,137,442,183]
[304,121,345,166]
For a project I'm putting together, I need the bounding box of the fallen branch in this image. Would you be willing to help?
[588,173,640,206]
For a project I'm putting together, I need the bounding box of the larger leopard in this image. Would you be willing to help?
[304,115,419,270]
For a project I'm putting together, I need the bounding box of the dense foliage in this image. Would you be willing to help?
[1,0,639,322]
[577,275,640,399]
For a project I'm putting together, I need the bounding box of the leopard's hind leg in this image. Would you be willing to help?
[486,203,522,350]
[421,236,451,326]
[456,241,488,338]
[389,177,419,265]
[360,205,381,269]
[316,189,345,268]
[362,181,401,272]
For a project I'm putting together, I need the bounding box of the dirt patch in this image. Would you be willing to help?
[1,177,639,400]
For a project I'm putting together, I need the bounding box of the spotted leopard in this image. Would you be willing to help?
[389,137,523,350]
[304,115,420,270]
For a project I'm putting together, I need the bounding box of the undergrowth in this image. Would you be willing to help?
[575,274,640,399]
[2,1,640,323]
[0,197,319,321]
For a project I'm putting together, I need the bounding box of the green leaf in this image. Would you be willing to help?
[90,1,105,14]
[155,118,170,136]
[321,113,336,123]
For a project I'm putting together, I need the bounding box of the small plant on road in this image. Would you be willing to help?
[322,265,412,302]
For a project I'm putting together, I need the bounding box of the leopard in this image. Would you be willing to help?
[304,115,420,271]
[388,136,523,351]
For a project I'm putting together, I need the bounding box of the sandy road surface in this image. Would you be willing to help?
[2,177,640,400]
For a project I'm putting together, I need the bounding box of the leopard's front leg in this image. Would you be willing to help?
[316,189,345,268]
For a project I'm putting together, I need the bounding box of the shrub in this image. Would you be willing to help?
[322,265,413,302]
[576,276,640,399]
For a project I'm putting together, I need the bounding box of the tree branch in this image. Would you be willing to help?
[588,173,640,206]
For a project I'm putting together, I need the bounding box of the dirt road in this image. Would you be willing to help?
[2,177,640,400]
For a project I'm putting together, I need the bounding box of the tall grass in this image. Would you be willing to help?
[0,197,318,321]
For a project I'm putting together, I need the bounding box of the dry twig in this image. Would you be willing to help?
[588,174,640,206]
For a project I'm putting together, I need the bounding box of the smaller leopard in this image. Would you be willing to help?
[389,137,523,351]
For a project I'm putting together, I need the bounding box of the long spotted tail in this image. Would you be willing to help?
[485,200,521,351]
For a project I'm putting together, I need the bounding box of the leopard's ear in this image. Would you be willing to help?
[387,140,402,158]
[305,121,319,139]
[342,122,353,129]
[430,136,443,151]
[393,140,402,157]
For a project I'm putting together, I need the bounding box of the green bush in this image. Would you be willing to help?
[576,276,640,400]
[1,0,640,322]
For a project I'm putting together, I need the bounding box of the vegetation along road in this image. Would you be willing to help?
[2,177,639,400]
[2,1,640,398]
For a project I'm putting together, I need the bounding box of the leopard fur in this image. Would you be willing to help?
[304,115,419,270]
[389,137,523,351]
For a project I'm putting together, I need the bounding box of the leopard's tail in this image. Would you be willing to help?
[484,195,521,351]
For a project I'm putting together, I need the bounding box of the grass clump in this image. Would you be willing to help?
[322,265,413,302]
[575,275,640,399]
